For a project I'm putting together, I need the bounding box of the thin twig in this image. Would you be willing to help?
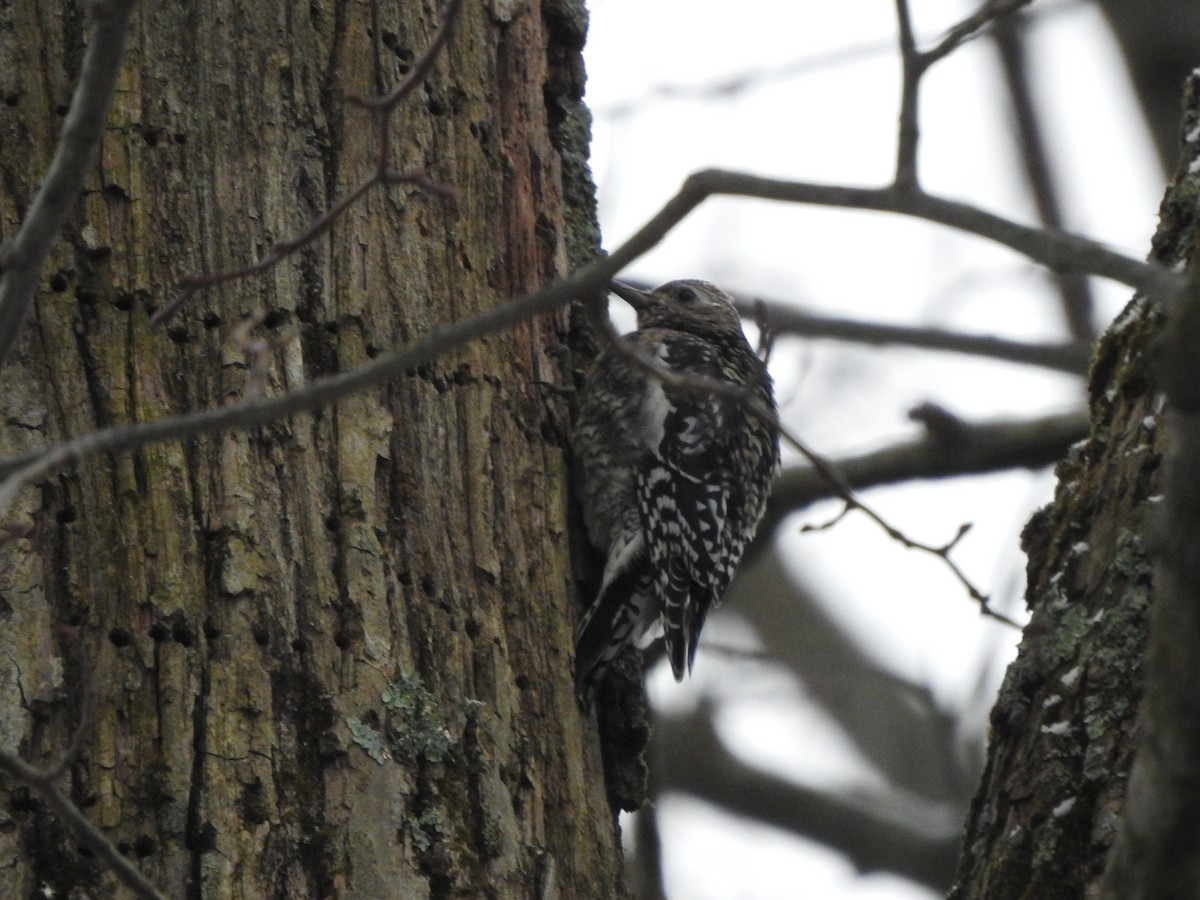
[892,0,1041,189]
[153,170,452,325]
[781,418,1019,627]
[764,408,1089,616]
[594,0,1078,120]
[349,0,463,111]
[597,39,895,119]
[155,0,464,323]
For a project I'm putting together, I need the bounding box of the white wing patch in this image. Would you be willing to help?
[635,344,673,451]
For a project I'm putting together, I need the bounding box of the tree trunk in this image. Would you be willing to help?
[948,73,1200,900]
[0,1,621,896]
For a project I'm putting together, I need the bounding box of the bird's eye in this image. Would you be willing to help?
[676,287,698,303]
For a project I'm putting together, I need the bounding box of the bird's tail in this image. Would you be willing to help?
[574,563,653,704]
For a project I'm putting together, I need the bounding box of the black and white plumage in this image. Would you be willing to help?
[572,279,779,698]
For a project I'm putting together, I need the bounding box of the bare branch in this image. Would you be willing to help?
[777,404,1015,625]
[789,428,1018,626]
[734,296,1092,373]
[923,0,1037,67]
[0,155,1145,520]
[0,749,166,899]
[0,0,139,372]
[0,633,159,898]
[763,409,1087,531]
[756,406,1087,628]
[854,498,1015,626]
[893,0,1035,188]
[0,263,618,513]
[632,169,1169,292]
[893,0,922,188]
[153,170,453,324]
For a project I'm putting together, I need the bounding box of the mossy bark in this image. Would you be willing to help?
[950,78,1200,900]
[0,1,621,896]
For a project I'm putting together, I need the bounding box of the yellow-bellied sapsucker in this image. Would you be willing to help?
[572,279,779,698]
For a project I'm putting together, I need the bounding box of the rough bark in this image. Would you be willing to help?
[949,65,1200,900]
[0,1,621,897]
[1100,73,1200,900]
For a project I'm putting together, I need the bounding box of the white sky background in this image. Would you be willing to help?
[582,1,1163,897]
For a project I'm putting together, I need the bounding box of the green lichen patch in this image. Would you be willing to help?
[407,807,445,852]
[347,717,389,764]
[348,673,483,766]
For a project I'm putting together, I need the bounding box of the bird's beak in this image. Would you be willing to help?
[609,281,654,311]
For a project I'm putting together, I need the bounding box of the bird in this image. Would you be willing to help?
[571,279,779,699]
